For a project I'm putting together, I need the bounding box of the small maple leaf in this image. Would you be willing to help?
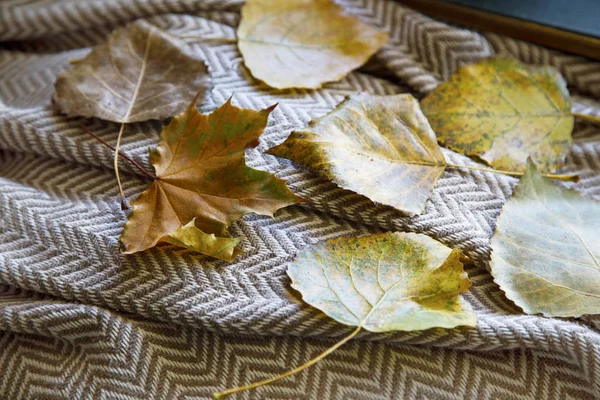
[120,96,302,261]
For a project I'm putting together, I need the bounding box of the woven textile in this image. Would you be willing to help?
[1,0,600,398]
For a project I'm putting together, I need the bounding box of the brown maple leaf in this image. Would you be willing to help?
[120,96,302,260]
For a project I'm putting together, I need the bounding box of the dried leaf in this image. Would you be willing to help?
[288,232,476,331]
[490,159,600,317]
[213,231,475,397]
[161,219,243,262]
[53,20,210,123]
[237,0,388,89]
[421,57,573,173]
[120,96,301,257]
[269,93,445,215]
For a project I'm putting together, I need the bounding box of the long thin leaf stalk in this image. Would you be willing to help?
[175,36,238,44]
[81,125,157,180]
[443,163,579,182]
[113,26,154,210]
[114,123,129,209]
[386,159,578,182]
[212,326,362,399]
[573,112,600,125]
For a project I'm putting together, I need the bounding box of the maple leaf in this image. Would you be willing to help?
[213,232,475,398]
[490,159,600,317]
[53,19,211,123]
[237,0,388,89]
[120,96,302,260]
[420,57,573,173]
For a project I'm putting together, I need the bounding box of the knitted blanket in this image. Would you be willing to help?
[1,0,600,398]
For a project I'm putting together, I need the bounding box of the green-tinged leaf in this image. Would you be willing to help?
[490,159,600,317]
[213,231,475,398]
[53,20,210,123]
[161,219,243,262]
[120,96,302,256]
[269,94,446,215]
[421,57,573,173]
[237,0,388,89]
[288,232,476,331]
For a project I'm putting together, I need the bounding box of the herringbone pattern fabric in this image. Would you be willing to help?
[0,1,599,399]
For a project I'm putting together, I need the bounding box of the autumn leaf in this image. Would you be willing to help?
[53,19,210,123]
[269,94,445,215]
[120,96,301,259]
[213,232,475,398]
[490,159,600,317]
[53,19,212,204]
[160,219,243,262]
[269,93,575,216]
[421,57,573,173]
[237,0,388,89]
[289,232,476,330]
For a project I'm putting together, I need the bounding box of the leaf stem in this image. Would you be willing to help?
[573,112,600,124]
[444,163,579,182]
[390,159,579,182]
[212,326,362,399]
[81,125,157,181]
[175,35,238,44]
[114,122,128,209]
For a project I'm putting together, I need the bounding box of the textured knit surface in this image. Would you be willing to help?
[1,0,600,399]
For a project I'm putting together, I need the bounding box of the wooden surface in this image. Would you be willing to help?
[398,0,600,60]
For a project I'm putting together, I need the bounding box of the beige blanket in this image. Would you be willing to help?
[1,0,599,398]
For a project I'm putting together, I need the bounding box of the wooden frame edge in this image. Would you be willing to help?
[397,0,600,60]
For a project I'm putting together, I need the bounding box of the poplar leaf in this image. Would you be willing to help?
[53,20,210,123]
[421,57,573,173]
[288,232,476,331]
[214,232,476,398]
[490,159,600,317]
[120,96,302,257]
[237,0,388,89]
[268,93,445,215]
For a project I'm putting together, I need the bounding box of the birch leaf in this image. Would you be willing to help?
[490,159,600,317]
[120,96,301,256]
[237,0,388,89]
[53,19,210,123]
[268,93,446,215]
[288,232,476,331]
[421,57,573,173]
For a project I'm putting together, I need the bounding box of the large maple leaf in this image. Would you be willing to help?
[120,96,302,260]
